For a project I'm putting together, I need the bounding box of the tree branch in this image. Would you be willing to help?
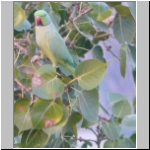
[15,79,32,94]
[87,128,98,137]
[73,8,93,22]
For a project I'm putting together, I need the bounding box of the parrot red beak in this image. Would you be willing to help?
[35,16,42,26]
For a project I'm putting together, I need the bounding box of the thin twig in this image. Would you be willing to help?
[87,128,98,137]
[74,137,97,144]
[14,42,27,54]
[59,8,93,31]
[103,41,120,60]
[73,8,93,22]
[15,79,32,94]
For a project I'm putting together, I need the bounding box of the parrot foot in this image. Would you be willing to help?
[30,55,41,63]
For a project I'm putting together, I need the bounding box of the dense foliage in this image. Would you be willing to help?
[14,2,136,148]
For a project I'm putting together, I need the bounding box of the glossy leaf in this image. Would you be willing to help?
[102,121,120,140]
[113,14,136,43]
[14,3,26,27]
[14,98,32,132]
[32,64,64,100]
[75,59,107,90]
[31,99,63,129]
[21,129,48,148]
[79,89,99,123]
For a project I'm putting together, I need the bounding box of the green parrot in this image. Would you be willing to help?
[34,10,75,75]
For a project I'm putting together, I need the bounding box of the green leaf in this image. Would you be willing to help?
[106,2,121,7]
[32,64,64,100]
[132,69,136,84]
[93,32,109,44]
[113,14,136,43]
[62,112,82,135]
[60,2,72,8]
[81,141,92,148]
[107,92,127,105]
[120,48,126,78]
[59,140,70,148]
[128,2,136,21]
[75,59,106,90]
[14,98,32,132]
[75,36,93,57]
[79,89,99,123]
[14,3,26,27]
[47,138,70,148]
[14,19,31,32]
[91,19,109,32]
[89,2,109,14]
[49,2,60,13]
[108,93,132,119]
[104,139,124,148]
[115,5,133,18]
[102,121,120,140]
[14,66,19,79]
[58,9,70,25]
[21,129,48,148]
[14,125,19,137]
[73,22,94,41]
[31,99,63,129]
[27,42,36,57]
[121,114,136,137]
[43,107,69,137]
[133,97,136,113]
[112,100,132,119]
[49,11,61,30]
[97,9,112,21]
[81,118,96,128]
[104,135,136,148]
[70,50,79,64]
[89,2,112,21]
[92,45,106,62]
[128,44,136,69]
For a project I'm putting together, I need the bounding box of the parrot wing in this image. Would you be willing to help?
[46,31,75,68]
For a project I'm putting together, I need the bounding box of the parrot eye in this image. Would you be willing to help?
[43,14,46,17]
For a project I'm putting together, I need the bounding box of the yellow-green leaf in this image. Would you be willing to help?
[75,59,106,90]
[31,99,63,129]
[14,98,32,132]
[14,3,26,27]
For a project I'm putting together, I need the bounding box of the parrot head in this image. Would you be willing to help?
[34,10,51,26]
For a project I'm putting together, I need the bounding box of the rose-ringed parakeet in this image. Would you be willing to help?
[34,10,75,75]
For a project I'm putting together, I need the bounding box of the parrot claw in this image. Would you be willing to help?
[30,55,41,63]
